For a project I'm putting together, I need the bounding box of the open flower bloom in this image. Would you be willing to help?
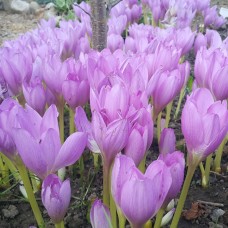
[13,104,87,179]
[90,81,130,122]
[112,154,172,227]
[181,88,228,166]
[90,199,112,228]
[42,174,71,224]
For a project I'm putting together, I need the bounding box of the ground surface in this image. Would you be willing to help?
[0,0,228,227]
[0,11,40,46]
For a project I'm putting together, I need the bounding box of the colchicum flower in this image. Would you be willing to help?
[158,129,185,207]
[90,199,112,228]
[112,154,172,228]
[12,104,87,179]
[42,174,71,224]
[0,98,21,162]
[181,88,228,166]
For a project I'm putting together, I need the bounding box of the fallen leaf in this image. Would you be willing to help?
[182,202,206,220]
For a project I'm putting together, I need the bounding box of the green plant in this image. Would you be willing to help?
[55,0,74,13]
[55,0,77,20]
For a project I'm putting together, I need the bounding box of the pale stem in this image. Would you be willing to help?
[17,163,44,227]
[29,171,38,193]
[199,162,205,186]
[213,136,227,173]
[143,5,148,24]
[103,160,111,207]
[125,23,129,37]
[93,153,99,169]
[58,104,66,180]
[202,154,213,188]
[156,112,162,143]
[17,93,26,107]
[144,220,152,228]
[138,154,147,173]
[117,208,126,228]
[151,16,156,27]
[55,220,64,228]
[110,190,117,228]
[174,88,185,119]
[58,105,65,144]
[165,101,173,128]
[170,164,197,228]
[1,154,20,181]
[154,208,165,228]
[69,108,75,135]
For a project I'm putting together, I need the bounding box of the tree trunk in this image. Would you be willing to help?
[90,0,107,51]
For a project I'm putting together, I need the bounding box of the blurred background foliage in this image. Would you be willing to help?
[36,0,84,4]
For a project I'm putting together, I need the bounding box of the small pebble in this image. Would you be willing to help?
[211,208,225,223]
[2,205,19,219]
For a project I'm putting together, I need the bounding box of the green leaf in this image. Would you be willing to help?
[64,10,76,20]
[187,75,194,92]
[55,0,66,8]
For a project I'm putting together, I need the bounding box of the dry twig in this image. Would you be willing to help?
[197,200,224,207]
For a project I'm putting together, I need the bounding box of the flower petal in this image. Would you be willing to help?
[13,128,47,178]
[53,132,87,171]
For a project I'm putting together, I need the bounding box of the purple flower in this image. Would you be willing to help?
[210,65,228,101]
[108,15,127,35]
[42,55,68,98]
[203,6,226,28]
[90,82,130,122]
[112,154,172,227]
[90,199,112,228]
[92,110,130,167]
[62,59,89,109]
[194,33,207,55]
[22,77,46,115]
[75,107,130,167]
[159,151,185,207]
[0,98,20,161]
[147,42,181,76]
[13,105,87,179]
[147,68,184,119]
[107,34,124,53]
[159,128,176,156]
[158,128,185,207]
[195,0,210,11]
[175,27,195,55]
[181,88,228,165]
[0,48,32,96]
[194,47,228,100]
[42,174,71,223]
[75,106,100,153]
[124,107,153,166]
